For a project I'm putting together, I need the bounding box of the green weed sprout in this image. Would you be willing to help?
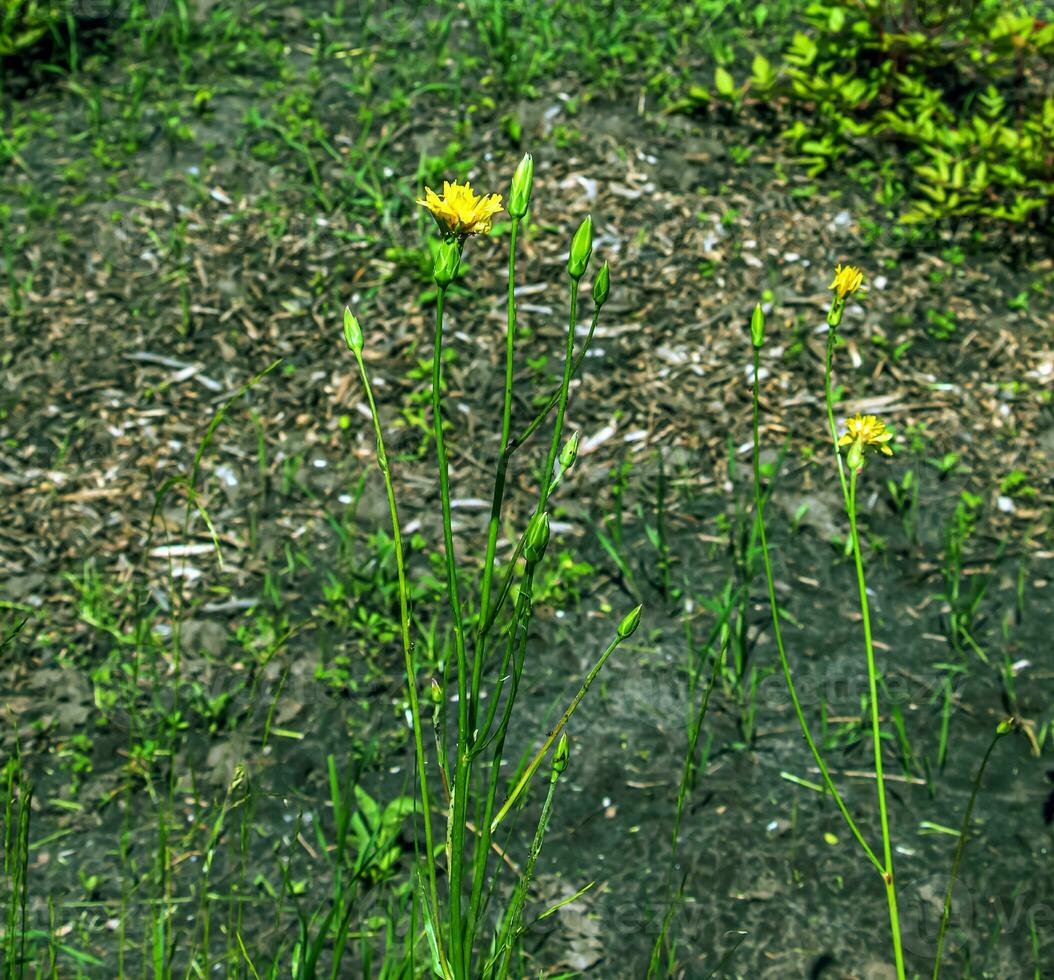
[751,269,907,978]
[346,162,637,978]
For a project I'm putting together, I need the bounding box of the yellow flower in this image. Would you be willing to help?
[417,180,503,237]
[828,263,865,299]
[838,414,894,457]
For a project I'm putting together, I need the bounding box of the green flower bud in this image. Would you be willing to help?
[343,307,363,354]
[429,677,443,706]
[592,261,610,307]
[750,302,765,349]
[524,511,550,564]
[846,438,865,473]
[827,295,845,329]
[617,603,643,639]
[433,239,461,288]
[567,214,593,280]
[559,430,580,472]
[508,153,534,219]
[552,732,570,775]
[996,717,1016,736]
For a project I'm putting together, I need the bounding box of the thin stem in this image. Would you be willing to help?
[465,563,537,964]
[433,286,471,979]
[352,350,442,951]
[508,307,599,456]
[849,467,905,980]
[932,724,1010,979]
[752,346,883,873]
[825,303,903,975]
[473,277,584,854]
[473,217,520,729]
[647,604,733,978]
[495,766,560,980]
[490,627,626,834]
[824,326,851,516]
[477,307,601,642]
[534,277,579,517]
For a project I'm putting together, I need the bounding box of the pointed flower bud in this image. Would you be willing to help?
[567,215,593,280]
[846,439,865,473]
[591,261,609,307]
[827,296,845,329]
[617,603,643,639]
[559,430,580,472]
[433,238,461,288]
[343,307,363,354]
[996,717,1016,736]
[524,511,551,564]
[750,302,765,349]
[552,732,570,775]
[429,677,443,706]
[508,153,534,219]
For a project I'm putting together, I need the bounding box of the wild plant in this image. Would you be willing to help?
[749,265,1017,978]
[343,156,641,978]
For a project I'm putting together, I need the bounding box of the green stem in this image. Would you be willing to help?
[465,563,537,964]
[535,277,579,516]
[824,325,851,517]
[473,217,520,729]
[473,276,583,856]
[495,766,560,980]
[752,346,883,874]
[472,578,532,758]
[647,607,731,978]
[848,467,905,980]
[824,306,903,975]
[477,307,600,641]
[433,286,471,979]
[932,724,1010,979]
[351,349,443,960]
[509,307,598,456]
[490,626,625,834]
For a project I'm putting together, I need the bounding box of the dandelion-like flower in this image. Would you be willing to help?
[829,264,865,299]
[838,414,894,457]
[417,180,503,237]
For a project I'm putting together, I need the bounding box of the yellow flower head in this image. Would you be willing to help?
[828,264,865,299]
[417,180,503,237]
[838,414,894,457]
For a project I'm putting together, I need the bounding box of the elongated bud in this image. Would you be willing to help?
[750,302,765,349]
[846,438,865,473]
[559,430,580,472]
[552,732,570,775]
[996,717,1015,735]
[827,295,845,329]
[617,603,643,639]
[429,677,442,706]
[592,261,609,307]
[508,153,534,219]
[567,214,593,280]
[524,511,550,563]
[433,239,461,288]
[343,307,363,354]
